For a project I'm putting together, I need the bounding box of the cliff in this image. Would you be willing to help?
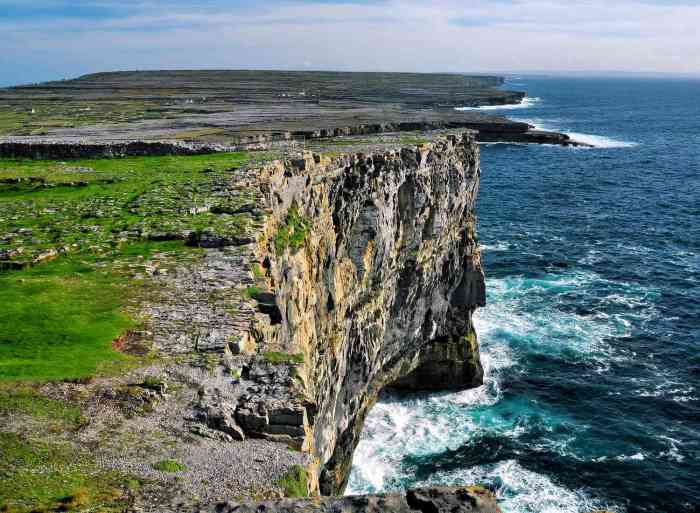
[0,133,489,512]
[0,70,587,150]
[0,121,586,160]
[231,133,485,495]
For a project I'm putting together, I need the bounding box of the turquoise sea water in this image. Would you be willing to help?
[347,76,700,512]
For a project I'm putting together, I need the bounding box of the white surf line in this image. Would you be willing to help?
[510,117,639,149]
[456,100,637,148]
[455,96,541,112]
[563,132,639,149]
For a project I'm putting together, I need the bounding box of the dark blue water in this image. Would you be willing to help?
[348,77,700,513]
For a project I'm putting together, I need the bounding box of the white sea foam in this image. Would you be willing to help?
[658,436,685,463]
[508,117,553,131]
[615,452,646,462]
[564,132,639,149]
[509,117,638,149]
[346,332,512,494]
[480,241,510,252]
[475,272,629,365]
[634,379,696,403]
[348,268,652,509]
[415,460,616,513]
[455,97,541,111]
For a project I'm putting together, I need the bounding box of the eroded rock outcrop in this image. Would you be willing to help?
[240,133,485,495]
[208,486,500,513]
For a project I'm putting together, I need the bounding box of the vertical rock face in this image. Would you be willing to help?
[254,134,485,495]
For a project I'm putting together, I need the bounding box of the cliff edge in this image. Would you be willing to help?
[0,133,488,513]
[232,133,485,495]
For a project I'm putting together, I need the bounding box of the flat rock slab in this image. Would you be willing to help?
[209,486,501,513]
[0,70,543,147]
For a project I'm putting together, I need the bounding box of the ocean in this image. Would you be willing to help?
[346,76,700,513]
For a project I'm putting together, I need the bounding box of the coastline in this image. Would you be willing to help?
[0,71,609,513]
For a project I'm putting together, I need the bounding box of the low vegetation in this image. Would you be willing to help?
[0,385,126,512]
[151,459,186,473]
[272,202,311,256]
[0,99,172,137]
[276,465,308,498]
[0,150,266,510]
[0,385,84,427]
[0,152,255,265]
[0,432,127,513]
[262,352,305,365]
[0,242,195,381]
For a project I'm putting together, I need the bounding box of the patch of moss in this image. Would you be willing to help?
[251,263,266,279]
[272,202,310,256]
[141,375,165,388]
[0,255,135,382]
[0,241,186,382]
[0,432,126,512]
[276,465,308,498]
[243,286,261,299]
[0,385,85,429]
[151,459,186,472]
[262,352,304,365]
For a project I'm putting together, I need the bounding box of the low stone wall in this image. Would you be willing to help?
[0,140,232,160]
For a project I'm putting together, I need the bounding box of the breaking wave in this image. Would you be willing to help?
[455,97,541,111]
[564,132,639,149]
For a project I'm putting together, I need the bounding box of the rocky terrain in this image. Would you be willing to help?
[209,486,502,513]
[0,130,493,512]
[0,71,592,513]
[0,71,587,150]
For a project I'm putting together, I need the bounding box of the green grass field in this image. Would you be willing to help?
[0,242,194,381]
[0,151,265,511]
[0,151,254,382]
[0,384,130,513]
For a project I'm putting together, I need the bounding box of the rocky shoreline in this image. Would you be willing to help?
[0,123,588,160]
[0,70,591,156]
[0,71,592,512]
[209,486,502,513]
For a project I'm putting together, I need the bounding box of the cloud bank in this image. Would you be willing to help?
[1,0,698,85]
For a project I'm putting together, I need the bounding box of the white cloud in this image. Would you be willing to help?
[1,0,699,85]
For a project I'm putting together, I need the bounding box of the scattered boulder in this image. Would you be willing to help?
[196,387,245,441]
[206,486,501,513]
[185,229,253,248]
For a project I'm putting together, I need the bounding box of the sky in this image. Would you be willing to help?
[1,0,699,86]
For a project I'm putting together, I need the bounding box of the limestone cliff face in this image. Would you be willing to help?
[251,134,485,495]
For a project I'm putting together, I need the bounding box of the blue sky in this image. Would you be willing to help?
[1,0,698,86]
